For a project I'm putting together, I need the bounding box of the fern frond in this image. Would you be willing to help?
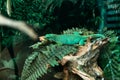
[103,47,120,80]
[21,44,77,80]
[111,48,120,78]
[21,52,39,80]
[98,28,120,80]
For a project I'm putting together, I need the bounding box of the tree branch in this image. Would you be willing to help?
[0,15,38,40]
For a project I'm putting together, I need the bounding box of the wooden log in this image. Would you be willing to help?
[58,38,109,80]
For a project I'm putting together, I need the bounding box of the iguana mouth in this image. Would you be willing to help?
[39,36,45,41]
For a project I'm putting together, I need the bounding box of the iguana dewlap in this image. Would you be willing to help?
[44,34,105,45]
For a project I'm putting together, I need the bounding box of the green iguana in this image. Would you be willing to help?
[44,33,105,45]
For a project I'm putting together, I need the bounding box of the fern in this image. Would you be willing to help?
[111,49,120,78]
[21,44,78,80]
[103,46,120,80]
[98,28,120,80]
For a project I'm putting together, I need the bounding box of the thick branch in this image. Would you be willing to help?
[0,15,38,39]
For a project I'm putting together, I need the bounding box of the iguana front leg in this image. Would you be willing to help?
[79,39,87,46]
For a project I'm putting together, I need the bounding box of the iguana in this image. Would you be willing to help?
[43,33,105,45]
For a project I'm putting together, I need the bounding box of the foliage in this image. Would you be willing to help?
[0,0,120,80]
[103,46,120,80]
[98,28,120,80]
[12,0,98,32]
[21,28,95,80]
[21,27,120,80]
[0,0,55,48]
[21,44,78,80]
[0,0,100,51]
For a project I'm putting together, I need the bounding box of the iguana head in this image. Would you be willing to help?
[44,34,57,41]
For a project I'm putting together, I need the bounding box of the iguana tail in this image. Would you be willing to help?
[89,34,105,38]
